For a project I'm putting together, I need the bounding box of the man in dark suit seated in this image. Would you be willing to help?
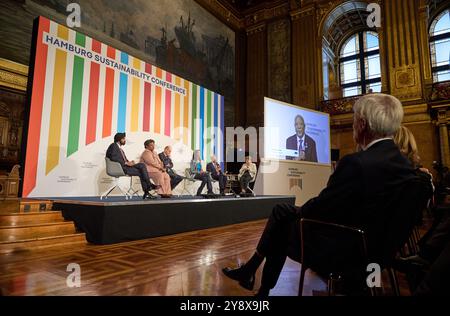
[106,132,155,200]
[206,155,227,196]
[159,146,183,190]
[285,115,318,162]
[222,93,423,296]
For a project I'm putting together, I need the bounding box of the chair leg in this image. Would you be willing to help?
[126,176,140,198]
[298,266,306,296]
[101,184,117,200]
[387,268,401,296]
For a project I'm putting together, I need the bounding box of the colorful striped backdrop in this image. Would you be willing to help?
[23,17,224,197]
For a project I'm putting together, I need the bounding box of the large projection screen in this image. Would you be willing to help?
[22,16,224,198]
[264,97,331,165]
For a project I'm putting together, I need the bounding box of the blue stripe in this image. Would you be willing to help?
[117,53,129,132]
[200,87,205,160]
[214,93,218,157]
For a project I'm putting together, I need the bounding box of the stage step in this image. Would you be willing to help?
[19,199,54,213]
[0,212,65,226]
[0,199,54,213]
[0,232,86,254]
[0,221,77,242]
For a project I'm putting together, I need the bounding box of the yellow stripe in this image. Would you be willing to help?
[174,76,181,140]
[183,80,190,146]
[46,25,69,175]
[131,57,141,132]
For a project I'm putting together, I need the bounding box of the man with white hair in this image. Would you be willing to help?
[222,94,419,296]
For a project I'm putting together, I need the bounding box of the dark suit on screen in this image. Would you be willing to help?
[285,134,318,162]
[106,142,153,192]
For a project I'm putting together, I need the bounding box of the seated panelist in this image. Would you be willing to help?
[190,150,213,196]
[106,132,154,200]
[140,139,172,197]
[207,155,227,195]
[238,156,257,194]
[159,146,183,190]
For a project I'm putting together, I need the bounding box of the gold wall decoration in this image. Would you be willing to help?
[0,59,28,92]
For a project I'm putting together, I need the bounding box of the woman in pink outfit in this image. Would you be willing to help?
[140,139,172,196]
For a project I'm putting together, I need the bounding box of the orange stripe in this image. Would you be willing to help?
[174,76,181,140]
[183,80,190,146]
[131,57,141,132]
[46,24,69,175]
[154,68,162,134]
[23,17,50,196]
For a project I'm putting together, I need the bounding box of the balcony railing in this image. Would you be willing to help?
[430,80,450,101]
[320,95,361,115]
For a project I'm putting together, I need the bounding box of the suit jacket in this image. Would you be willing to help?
[298,139,422,274]
[106,143,128,169]
[286,134,318,162]
[206,162,223,178]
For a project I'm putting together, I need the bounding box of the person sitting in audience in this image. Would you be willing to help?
[140,139,172,197]
[159,146,183,190]
[222,93,425,296]
[238,156,257,195]
[207,155,227,195]
[106,133,155,200]
[190,150,213,196]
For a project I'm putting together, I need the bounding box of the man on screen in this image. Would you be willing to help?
[285,115,318,162]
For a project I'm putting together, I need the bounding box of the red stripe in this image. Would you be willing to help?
[86,40,102,145]
[143,63,152,132]
[102,46,116,138]
[23,17,50,197]
[164,72,172,136]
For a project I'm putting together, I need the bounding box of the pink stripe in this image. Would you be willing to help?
[143,63,152,132]
[164,72,172,136]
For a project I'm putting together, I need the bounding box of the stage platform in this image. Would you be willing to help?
[48,195,295,245]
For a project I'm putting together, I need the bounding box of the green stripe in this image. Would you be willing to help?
[191,84,197,151]
[206,90,212,161]
[67,32,86,157]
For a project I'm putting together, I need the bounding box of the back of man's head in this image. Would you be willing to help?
[353,93,403,139]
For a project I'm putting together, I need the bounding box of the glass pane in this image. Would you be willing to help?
[365,32,379,52]
[341,35,359,57]
[340,59,360,84]
[343,86,361,97]
[365,54,381,80]
[367,82,382,93]
[434,69,450,82]
[433,38,450,67]
[432,10,450,36]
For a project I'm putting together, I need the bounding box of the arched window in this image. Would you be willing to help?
[339,31,381,97]
[430,9,450,82]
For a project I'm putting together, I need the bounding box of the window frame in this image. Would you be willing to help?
[429,9,450,83]
[339,31,381,96]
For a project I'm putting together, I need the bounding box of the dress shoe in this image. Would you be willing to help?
[142,191,149,200]
[222,266,255,291]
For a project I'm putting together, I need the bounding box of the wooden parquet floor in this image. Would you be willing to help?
[0,219,411,296]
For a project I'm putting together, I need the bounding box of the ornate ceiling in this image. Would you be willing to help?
[219,0,287,16]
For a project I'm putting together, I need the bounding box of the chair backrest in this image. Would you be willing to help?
[185,168,194,180]
[300,218,370,283]
[105,157,126,177]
